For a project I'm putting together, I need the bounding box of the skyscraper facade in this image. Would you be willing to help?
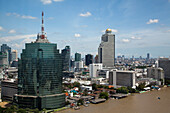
[147,53,150,59]
[75,52,81,61]
[11,50,18,62]
[61,46,70,71]
[0,52,8,68]
[98,29,115,67]
[14,12,65,110]
[1,44,11,64]
[85,54,93,66]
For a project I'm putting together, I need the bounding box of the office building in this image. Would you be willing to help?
[94,55,98,63]
[147,53,150,60]
[0,52,8,68]
[98,28,115,67]
[1,79,18,101]
[147,67,164,84]
[1,44,11,64]
[85,54,93,66]
[61,46,70,71]
[109,70,136,88]
[89,63,103,78]
[11,50,18,62]
[14,12,65,110]
[158,58,170,80]
[75,52,81,61]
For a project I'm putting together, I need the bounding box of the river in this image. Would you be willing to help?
[60,87,170,113]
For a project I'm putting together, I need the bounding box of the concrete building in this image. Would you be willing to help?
[85,54,93,66]
[147,67,164,82]
[109,70,136,88]
[97,69,109,78]
[75,52,81,61]
[14,12,65,110]
[98,29,115,67]
[1,79,18,101]
[1,44,11,64]
[11,50,18,62]
[158,58,170,80]
[61,46,71,71]
[89,63,103,78]
[0,52,8,68]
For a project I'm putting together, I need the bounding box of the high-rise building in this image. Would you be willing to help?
[85,54,93,66]
[147,53,150,59]
[11,50,18,62]
[98,28,115,67]
[158,58,170,80]
[1,44,11,64]
[61,46,70,71]
[0,52,8,68]
[94,55,98,63]
[75,52,81,61]
[14,12,65,110]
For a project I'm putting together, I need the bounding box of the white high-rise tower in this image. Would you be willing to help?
[98,28,115,67]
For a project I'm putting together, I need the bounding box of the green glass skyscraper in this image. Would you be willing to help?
[14,12,65,110]
[75,52,81,61]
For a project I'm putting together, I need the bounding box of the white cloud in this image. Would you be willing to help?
[41,0,52,4]
[8,29,16,34]
[40,0,64,4]
[131,36,141,40]
[80,12,92,17]
[74,33,81,38]
[122,39,130,43]
[147,19,159,24]
[0,34,36,42]
[0,26,4,31]
[53,0,64,2]
[6,13,37,19]
[47,17,54,20]
[101,29,118,33]
[21,15,37,19]
[167,30,170,32]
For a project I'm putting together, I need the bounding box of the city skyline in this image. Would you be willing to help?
[0,0,170,58]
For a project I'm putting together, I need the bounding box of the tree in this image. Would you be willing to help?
[73,82,80,88]
[99,92,109,100]
[127,86,136,93]
[116,87,129,94]
[92,83,97,91]
[136,82,146,91]
[77,99,84,106]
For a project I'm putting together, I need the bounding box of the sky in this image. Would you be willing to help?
[0,0,170,58]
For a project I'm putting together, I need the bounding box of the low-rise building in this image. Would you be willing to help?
[1,79,18,101]
[109,70,136,88]
[147,67,164,84]
[89,63,103,78]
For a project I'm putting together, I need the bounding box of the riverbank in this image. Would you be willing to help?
[59,87,170,113]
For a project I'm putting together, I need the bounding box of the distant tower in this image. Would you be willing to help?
[98,29,115,67]
[147,53,150,59]
[75,52,81,61]
[11,50,18,61]
[1,44,11,64]
[15,12,65,110]
[61,46,71,71]
[85,54,93,66]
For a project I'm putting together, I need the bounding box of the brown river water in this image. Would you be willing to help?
[60,87,170,113]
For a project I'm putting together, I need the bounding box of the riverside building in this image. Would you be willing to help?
[98,29,115,67]
[14,12,65,110]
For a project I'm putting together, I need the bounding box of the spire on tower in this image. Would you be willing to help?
[41,11,45,39]
[35,11,49,43]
